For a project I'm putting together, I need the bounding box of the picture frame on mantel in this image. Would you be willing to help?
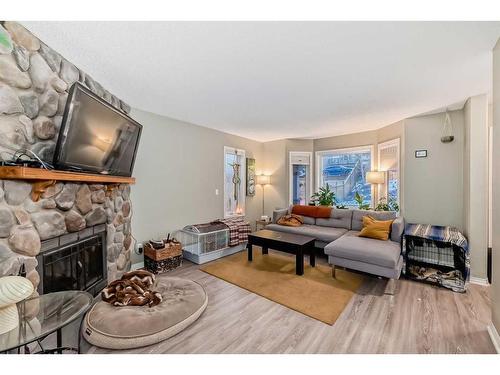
[246,158,256,196]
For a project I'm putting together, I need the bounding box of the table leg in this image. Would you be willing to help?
[310,245,315,267]
[296,247,304,275]
[57,329,62,354]
[247,243,253,261]
[262,246,268,255]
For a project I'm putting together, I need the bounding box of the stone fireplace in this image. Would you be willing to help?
[37,224,107,296]
[0,21,137,296]
[0,180,134,295]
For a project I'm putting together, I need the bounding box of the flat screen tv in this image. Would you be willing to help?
[53,83,142,177]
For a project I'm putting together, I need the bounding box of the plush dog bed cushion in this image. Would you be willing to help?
[82,277,207,349]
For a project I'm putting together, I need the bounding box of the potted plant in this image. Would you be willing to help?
[374,196,399,212]
[310,183,336,206]
[354,192,371,210]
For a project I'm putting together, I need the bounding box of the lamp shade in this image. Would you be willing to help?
[366,171,385,184]
[256,175,271,185]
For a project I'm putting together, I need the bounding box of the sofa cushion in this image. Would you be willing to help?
[273,207,315,225]
[351,209,397,231]
[316,208,352,230]
[302,216,316,225]
[266,223,347,243]
[391,216,405,243]
[272,208,289,224]
[324,230,401,269]
[291,205,332,218]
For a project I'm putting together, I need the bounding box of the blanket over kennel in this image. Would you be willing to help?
[217,217,251,246]
[404,223,470,291]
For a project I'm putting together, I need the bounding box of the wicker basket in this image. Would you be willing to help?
[144,240,183,274]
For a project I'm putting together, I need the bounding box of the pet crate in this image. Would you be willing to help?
[175,222,245,264]
[403,235,468,292]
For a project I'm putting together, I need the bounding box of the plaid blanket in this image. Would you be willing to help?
[404,223,470,290]
[218,217,251,246]
[405,224,469,252]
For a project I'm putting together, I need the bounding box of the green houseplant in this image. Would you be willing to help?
[310,183,336,206]
[354,192,371,210]
[375,196,399,212]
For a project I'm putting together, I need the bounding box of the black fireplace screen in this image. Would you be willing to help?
[38,232,107,296]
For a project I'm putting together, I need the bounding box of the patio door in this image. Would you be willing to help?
[289,152,312,205]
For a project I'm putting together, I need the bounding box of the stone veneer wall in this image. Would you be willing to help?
[0,21,131,160]
[0,22,135,291]
[0,181,134,291]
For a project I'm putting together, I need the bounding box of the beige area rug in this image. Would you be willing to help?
[201,251,365,325]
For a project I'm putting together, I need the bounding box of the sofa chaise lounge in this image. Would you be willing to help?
[267,207,405,292]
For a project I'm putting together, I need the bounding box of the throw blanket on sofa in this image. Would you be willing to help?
[277,214,304,227]
[218,217,251,246]
[102,270,163,307]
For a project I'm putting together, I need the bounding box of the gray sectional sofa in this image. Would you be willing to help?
[267,207,405,282]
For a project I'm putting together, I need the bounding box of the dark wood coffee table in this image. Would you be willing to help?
[247,229,316,275]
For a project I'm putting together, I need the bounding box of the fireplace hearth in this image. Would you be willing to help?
[36,225,107,296]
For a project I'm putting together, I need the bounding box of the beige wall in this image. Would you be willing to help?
[129,109,263,265]
[261,140,288,216]
[404,110,464,230]
[491,39,500,335]
[463,95,489,280]
[262,122,404,213]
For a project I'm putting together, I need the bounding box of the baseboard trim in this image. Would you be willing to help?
[470,276,490,286]
[131,261,144,270]
[487,324,500,353]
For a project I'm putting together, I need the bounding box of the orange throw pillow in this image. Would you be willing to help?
[358,216,394,241]
[291,205,332,218]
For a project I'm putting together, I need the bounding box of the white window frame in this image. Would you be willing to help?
[377,138,400,207]
[223,146,246,218]
[315,145,375,207]
[289,151,313,205]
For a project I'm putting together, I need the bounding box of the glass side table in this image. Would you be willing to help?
[0,290,93,354]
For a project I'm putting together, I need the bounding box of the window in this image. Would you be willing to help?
[224,146,246,218]
[377,138,400,209]
[289,152,312,205]
[316,146,373,208]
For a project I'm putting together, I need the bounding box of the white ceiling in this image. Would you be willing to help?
[23,21,500,142]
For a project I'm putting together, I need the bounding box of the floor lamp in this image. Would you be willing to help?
[366,171,386,203]
[257,175,271,217]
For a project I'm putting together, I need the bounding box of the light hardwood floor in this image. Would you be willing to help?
[84,250,495,354]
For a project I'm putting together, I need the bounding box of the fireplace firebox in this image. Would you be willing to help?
[36,225,107,297]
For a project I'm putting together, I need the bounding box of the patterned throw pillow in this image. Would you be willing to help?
[277,214,304,227]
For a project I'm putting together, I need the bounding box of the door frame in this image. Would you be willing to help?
[289,151,313,205]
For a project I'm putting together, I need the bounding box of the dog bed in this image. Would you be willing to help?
[82,277,208,350]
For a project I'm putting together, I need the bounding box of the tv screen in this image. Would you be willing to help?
[53,83,142,176]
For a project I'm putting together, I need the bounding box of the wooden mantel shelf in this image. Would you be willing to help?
[0,166,135,184]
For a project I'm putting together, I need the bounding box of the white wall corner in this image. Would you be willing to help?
[487,324,500,353]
